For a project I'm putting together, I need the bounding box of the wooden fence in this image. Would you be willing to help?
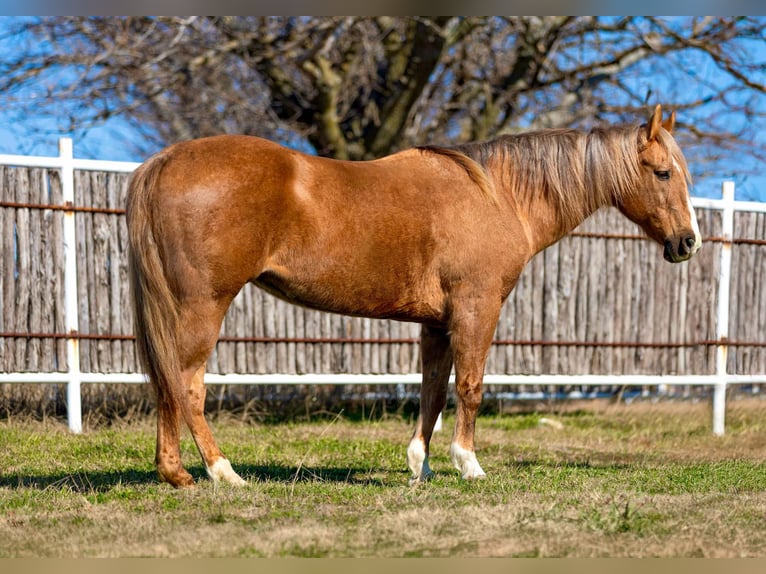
[1,140,765,433]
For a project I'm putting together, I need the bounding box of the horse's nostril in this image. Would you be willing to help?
[663,239,674,262]
[684,236,696,249]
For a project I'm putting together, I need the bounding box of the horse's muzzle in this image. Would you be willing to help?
[664,235,700,263]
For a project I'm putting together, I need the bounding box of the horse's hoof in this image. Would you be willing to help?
[159,471,196,489]
[461,470,487,481]
[450,442,487,481]
[408,469,435,486]
[207,458,247,486]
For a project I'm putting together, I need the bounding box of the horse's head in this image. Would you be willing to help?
[617,104,702,263]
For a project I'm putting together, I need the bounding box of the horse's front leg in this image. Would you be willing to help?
[448,292,501,480]
[407,325,453,485]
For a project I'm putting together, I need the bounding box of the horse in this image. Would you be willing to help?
[126,104,701,488]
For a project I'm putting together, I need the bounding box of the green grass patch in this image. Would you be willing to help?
[1,399,766,557]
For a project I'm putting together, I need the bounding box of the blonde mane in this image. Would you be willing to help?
[417,145,498,204]
[423,124,691,228]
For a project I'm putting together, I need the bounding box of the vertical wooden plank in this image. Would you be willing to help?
[4,168,19,370]
[38,167,57,372]
[294,298,306,374]
[611,236,626,375]
[640,231,653,376]
[304,308,316,373]
[757,212,766,374]
[215,298,230,375]
[351,316,362,374]
[574,231,590,376]
[391,319,402,374]
[238,289,249,373]
[264,292,278,373]
[335,313,346,373]
[542,243,559,373]
[14,170,31,370]
[512,255,531,374]
[490,307,503,375]
[361,318,371,374]
[555,237,572,375]
[232,286,246,374]
[369,316,380,373]
[273,300,285,373]
[733,211,756,374]
[116,173,136,372]
[339,314,351,373]
[319,312,330,373]
[105,173,123,373]
[74,172,91,372]
[48,169,68,372]
[597,227,624,374]
[531,250,545,374]
[250,286,263,374]
[756,213,766,374]
[628,231,642,375]
[411,323,421,373]
[0,167,6,370]
[27,169,45,370]
[301,307,314,375]
[286,300,297,374]
[244,285,257,374]
[380,318,391,374]
[590,214,607,383]
[704,209,722,374]
[91,171,112,372]
[401,320,413,374]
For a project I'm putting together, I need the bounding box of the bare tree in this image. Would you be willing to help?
[1,16,764,193]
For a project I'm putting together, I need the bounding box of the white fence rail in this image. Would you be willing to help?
[1,138,765,434]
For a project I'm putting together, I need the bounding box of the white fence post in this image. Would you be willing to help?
[61,138,83,434]
[713,181,735,436]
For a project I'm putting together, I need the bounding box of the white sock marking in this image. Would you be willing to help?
[207,458,246,486]
[450,442,486,480]
[407,437,434,485]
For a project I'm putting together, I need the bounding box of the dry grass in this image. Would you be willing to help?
[2,397,766,557]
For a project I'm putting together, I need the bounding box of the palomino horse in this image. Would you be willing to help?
[126,104,701,488]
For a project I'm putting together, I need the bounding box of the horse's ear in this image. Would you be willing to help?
[647,104,663,141]
[662,110,676,134]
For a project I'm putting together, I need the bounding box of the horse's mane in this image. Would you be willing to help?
[420,125,691,228]
[416,145,498,204]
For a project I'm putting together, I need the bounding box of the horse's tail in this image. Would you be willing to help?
[126,152,182,410]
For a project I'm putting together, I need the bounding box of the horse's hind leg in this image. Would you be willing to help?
[155,381,195,487]
[183,363,246,485]
[407,325,453,485]
[175,299,246,486]
[153,296,239,488]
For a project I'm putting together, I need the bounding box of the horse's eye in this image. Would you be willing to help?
[654,170,671,181]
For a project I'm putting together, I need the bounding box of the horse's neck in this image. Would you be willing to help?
[511,186,608,257]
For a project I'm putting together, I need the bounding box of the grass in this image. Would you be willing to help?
[1,398,766,557]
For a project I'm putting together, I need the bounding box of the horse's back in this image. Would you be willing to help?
[154,135,300,196]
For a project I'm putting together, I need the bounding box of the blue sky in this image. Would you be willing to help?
[0,15,763,203]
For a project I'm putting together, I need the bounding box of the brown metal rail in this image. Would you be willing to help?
[0,200,126,215]
[1,331,764,348]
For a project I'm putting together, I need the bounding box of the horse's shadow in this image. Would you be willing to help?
[0,464,392,492]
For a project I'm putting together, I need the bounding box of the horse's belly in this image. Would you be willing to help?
[253,269,445,325]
